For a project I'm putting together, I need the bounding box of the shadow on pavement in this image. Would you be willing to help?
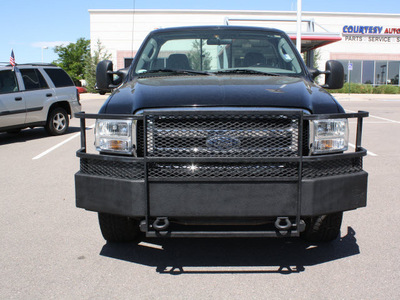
[100,226,359,274]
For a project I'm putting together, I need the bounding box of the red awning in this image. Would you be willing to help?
[288,34,342,52]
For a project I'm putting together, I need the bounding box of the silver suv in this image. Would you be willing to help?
[0,63,81,135]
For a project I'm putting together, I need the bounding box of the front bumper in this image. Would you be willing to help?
[75,110,368,237]
[75,154,367,217]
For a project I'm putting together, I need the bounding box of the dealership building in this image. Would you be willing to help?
[89,9,400,85]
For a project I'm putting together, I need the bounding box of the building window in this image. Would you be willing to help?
[362,61,374,84]
[339,60,361,83]
[388,61,400,85]
[338,60,400,86]
[338,60,348,81]
[375,61,388,85]
[124,58,134,68]
[351,61,362,84]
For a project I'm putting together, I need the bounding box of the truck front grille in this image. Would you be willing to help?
[144,112,301,157]
[77,110,366,181]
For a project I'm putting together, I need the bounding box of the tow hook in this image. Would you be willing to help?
[298,219,306,232]
[153,217,170,231]
[275,217,292,231]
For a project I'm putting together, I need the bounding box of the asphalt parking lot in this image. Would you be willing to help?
[1,93,399,299]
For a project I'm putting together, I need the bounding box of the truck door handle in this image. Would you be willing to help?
[46,93,53,97]
[15,97,22,101]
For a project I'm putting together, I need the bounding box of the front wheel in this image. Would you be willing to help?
[301,212,343,243]
[46,107,69,135]
[98,213,140,242]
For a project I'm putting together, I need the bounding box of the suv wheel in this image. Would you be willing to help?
[46,107,69,135]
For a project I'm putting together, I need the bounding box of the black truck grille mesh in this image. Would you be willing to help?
[145,113,300,158]
[148,162,299,179]
[302,157,363,178]
[80,156,363,180]
[80,158,144,180]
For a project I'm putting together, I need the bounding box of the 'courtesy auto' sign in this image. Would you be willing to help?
[342,25,400,42]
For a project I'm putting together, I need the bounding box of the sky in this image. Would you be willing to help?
[1,0,400,64]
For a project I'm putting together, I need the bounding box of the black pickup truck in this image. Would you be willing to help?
[75,26,368,243]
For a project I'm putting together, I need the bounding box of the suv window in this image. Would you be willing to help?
[20,69,49,90]
[0,70,19,93]
[44,68,74,87]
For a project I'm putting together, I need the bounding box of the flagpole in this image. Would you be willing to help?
[10,49,16,71]
[41,46,48,63]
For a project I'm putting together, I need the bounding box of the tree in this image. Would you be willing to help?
[187,39,212,71]
[53,38,90,83]
[303,49,322,84]
[83,40,111,92]
[302,49,321,70]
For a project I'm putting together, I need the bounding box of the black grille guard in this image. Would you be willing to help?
[75,110,368,237]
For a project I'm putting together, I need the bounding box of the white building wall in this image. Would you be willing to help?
[90,9,400,74]
[314,12,400,59]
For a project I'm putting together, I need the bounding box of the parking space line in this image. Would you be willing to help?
[367,114,400,124]
[32,124,95,160]
[349,121,396,124]
[348,143,377,157]
[346,109,400,124]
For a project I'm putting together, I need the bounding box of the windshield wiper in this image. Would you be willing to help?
[215,69,280,76]
[140,69,211,76]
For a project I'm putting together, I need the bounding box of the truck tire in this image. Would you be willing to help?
[98,213,140,242]
[301,212,343,242]
[46,107,69,135]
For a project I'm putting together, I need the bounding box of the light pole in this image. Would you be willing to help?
[380,65,387,85]
[296,0,302,53]
[41,46,48,63]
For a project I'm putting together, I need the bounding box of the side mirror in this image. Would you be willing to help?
[308,67,321,80]
[96,60,113,90]
[308,60,344,90]
[96,60,129,90]
[323,60,344,89]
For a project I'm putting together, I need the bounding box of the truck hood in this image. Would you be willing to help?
[99,74,344,114]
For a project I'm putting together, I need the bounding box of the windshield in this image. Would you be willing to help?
[134,29,305,76]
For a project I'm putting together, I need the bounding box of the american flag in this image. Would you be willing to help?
[10,49,15,66]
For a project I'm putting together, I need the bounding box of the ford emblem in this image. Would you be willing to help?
[206,135,241,151]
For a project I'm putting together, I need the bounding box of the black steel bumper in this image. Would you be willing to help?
[75,110,368,237]
[76,170,367,217]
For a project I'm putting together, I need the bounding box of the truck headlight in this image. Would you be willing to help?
[95,119,136,155]
[310,119,348,154]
